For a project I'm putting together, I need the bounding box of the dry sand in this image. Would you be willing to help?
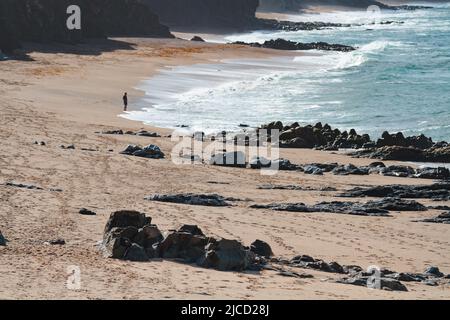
[0,37,449,300]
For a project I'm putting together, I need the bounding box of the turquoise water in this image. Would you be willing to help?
[128,3,450,141]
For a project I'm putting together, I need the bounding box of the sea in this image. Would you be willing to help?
[123,2,450,142]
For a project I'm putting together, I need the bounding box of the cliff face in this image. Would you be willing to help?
[141,0,260,29]
[0,0,173,53]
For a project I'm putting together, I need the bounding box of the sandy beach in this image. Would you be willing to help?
[1,36,449,300]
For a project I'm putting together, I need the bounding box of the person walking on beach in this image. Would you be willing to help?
[123,92,128,111]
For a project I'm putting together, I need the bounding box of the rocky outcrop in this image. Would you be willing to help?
[141,0,259,29]
[0,0,172,53]
[234,38,355,52]
[352,144,450,163]
[260,121,371,149]
[101,211,262,271]
[251,198,427,216]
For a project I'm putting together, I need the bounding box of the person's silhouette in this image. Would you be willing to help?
[123,92,128,111]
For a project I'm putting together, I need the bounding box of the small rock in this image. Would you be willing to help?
[191,36,205,42]
[79,208,96,216]
[0,231,6,246]
[48,239,66,245]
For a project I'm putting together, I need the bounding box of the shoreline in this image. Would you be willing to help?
[1,36,450,299]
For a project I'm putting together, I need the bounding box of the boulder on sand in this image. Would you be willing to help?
[198,238,250,271]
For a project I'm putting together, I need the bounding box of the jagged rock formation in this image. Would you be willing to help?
[141,0,259,29]
[0,0,172,53]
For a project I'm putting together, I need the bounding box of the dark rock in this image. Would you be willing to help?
[140,224,164,248]
[48,238,66,245]
[303,165,324,175]
[337,275,408,292]
[291,255,315,264]
[178,225,205,236]
[133,144,165,159]
[251,200,392,217]
[250,239,273,257]
[384,272,425,282]
[102,129,124,135]
[249,156,272,169]
[0,231,6,246]
[198,238,250,271]
[271,158,301,171]
[103,210,150,236]
[418,212,450,224]
[123,243,149,262]
[190,36,205,42]
[376,132,433,150]
[79,208,96,216]
[277,270,314,278]
[353,145,450,163]
[4,182,43,190]
[159,231,210,262]
[145,193,231,207]
[365,198,427,212]
[414,167,450,180]
[424,266,444,278]
[210,151,246,168]
[341,183,450,201]
[236,38,355,52]
[136,130,160,137]
[332,164,369,176]
[102,227,136,258]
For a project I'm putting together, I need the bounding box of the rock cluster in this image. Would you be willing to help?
[120,144,165,159]
[251,198,427,216]
[234,39,355,52]
[101,129,160,137]
[298,162,450,180]
[256,18,351,32]
[278,253,447,291]
[341,183,450,201]
[260,121,370,149]
[101,210,272,271]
